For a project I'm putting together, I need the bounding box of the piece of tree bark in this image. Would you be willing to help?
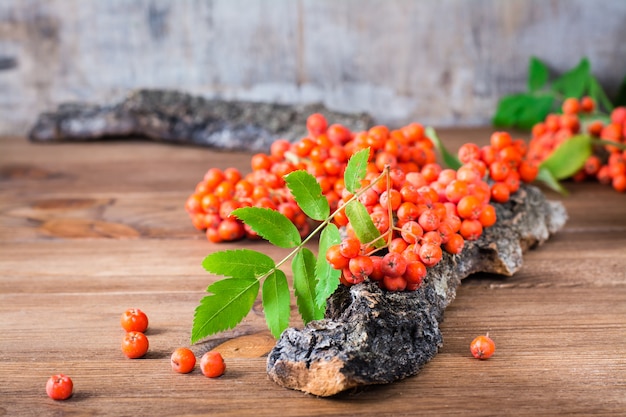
[28,89,374,152]
[267,185,567,397]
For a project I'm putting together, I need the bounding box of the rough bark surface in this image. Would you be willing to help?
[267,185,567,397]
[28,89,374,151]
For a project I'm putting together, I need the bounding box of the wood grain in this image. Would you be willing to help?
[1,131,625,416]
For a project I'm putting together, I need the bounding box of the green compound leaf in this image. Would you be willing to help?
[233,207,301,248]
[551,58,590,98]
[345,200,384,249]
[536,166,569,196]
[344,148,370,194]
[284,170,329,221]
[516,94,555,130]
[528,56,550,92]
[191,277,260,343]
[202,249,275,279]
[540,134,592,180]
[492,94,527,127]
[493,93,555,130]
[314,223,342,308]
[425,127,461,170]
[292,248,324,324]
[262,269,291,339]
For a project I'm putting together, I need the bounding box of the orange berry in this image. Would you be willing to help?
[478,204,497,227]
[251,153,272,171]
[200,351,226,378]
[443,233,465,254]
[459,219,483,241]
[612,175,626,192]
[306,113,328,137]
[562,97,580,115]
[580,96,595,113]
[456,195,482,220]
[490,131,513,150]
[490,182,511,203]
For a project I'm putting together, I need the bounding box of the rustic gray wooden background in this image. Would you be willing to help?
[1,0,625,136]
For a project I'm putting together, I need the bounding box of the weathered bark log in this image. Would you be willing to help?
[28,89,374,152]
[267,185,567,397]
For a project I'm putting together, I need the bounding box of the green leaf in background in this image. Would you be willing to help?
[191,277,260,343]
[493,93,555,130]
[539,134,592,180]
[536,166,569,196]
[344,148,370,194]
[515,94,555,130]
[314,223,342,308]
[425,126,462,170]
[202,249,275,279]
[345,200,384,249]
[262,269,291,338]
[528,56,549,92]
[233,207,301,248]
[551,58,590,98]
[588,76,614,112]
[492,93,528,127]
[292,248,324,323]
[284,170,329,221]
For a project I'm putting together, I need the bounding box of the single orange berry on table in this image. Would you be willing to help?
[171,347,197,374]
[46,374,73,401]
[120,308,149,333]
[122,331,149,359]
[200,351,226,378]
[470,334,496,360]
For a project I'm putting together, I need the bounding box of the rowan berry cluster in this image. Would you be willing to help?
[186,114,541,292]
[528,97,626,192]
[185,114,439,243]
[325,127,538,292]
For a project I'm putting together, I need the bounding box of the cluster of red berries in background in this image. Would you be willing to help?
[186,113,540,292]
[529,97,626,192]
[46,308,225,401]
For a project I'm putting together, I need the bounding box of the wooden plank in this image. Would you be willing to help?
[1,132,626,416]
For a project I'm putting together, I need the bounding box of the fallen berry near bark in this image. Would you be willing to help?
[470,334,496,360]
[200,351,226,378]
[171,347,196,374]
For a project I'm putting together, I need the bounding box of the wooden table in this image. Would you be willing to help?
[1,130,625,416]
